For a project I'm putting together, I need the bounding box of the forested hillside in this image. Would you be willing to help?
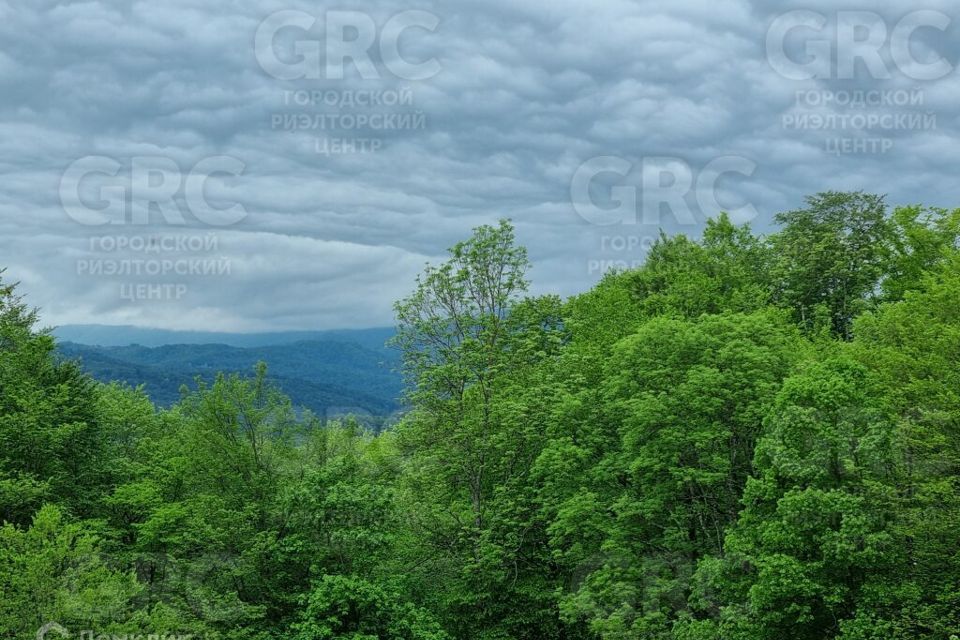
[2,192,959,639]
[56,340,401,421]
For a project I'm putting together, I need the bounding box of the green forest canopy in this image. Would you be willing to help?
[1,191,959,639]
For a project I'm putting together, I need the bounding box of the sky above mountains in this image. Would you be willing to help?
[1,0,959,331]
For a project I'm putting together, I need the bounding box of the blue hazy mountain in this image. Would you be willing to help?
[53,324,395,351]
[54,325,403,427]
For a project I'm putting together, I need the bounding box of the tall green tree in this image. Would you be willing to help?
[882,205,960,302]
[629,213,772,319]
[682,356,899,640]
[0,273,114,524]
[546,312,799,638]
[393,221,572,638]
[771,192,894,339]
[848,254,960,638]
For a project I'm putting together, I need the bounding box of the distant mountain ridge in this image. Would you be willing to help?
[54,325,403,428]
[53,324,396,351]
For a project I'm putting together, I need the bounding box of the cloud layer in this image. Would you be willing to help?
[1,0,959,331]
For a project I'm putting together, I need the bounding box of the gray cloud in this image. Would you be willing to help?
[1,0,959,331]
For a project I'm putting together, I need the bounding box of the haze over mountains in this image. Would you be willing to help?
[54,324,395,350]
[54,325,402,426]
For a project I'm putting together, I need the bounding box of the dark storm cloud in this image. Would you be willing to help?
[1,0,959,330]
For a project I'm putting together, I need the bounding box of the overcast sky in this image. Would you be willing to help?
[1,0,959,332]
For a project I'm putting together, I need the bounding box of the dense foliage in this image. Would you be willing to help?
[1,192,959,639]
